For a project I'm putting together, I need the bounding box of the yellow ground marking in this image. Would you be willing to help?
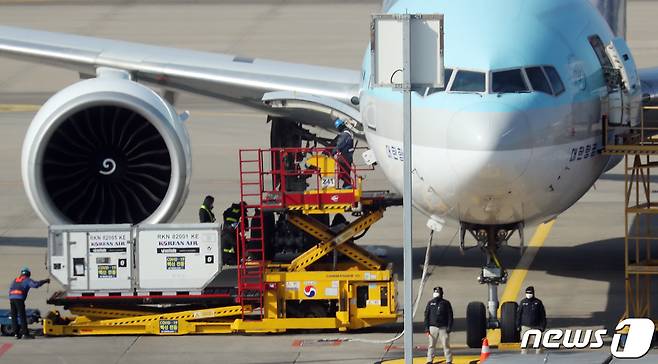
[0,0,54,3]
[486,219,556,347]
[380,355,480,364]
[0,104,41,112]
[498,342,521,351]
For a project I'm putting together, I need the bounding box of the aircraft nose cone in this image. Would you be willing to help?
[446,102,532,191]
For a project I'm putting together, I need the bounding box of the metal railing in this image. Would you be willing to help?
[604,106,658,153]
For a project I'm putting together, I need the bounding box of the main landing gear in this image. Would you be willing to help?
[461,222,524,348]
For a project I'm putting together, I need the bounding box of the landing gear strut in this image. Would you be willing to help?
[461,222,523,348]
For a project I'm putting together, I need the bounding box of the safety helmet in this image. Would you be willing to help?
[20,267,31,276]
[334,118,345,129]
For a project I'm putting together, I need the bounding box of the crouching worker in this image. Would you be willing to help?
[8,267,49,339]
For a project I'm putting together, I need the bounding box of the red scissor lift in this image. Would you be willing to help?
[237,147,365,318]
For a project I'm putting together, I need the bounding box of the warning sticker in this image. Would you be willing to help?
[97,265,117,278]
[166,256,185,270]
[325,287,338,297]
[286,281,300,290]
[159,319,179,333]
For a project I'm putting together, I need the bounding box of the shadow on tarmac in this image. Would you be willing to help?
[380,235,628,333]
[0,231,635,333]
[0,236,46,247]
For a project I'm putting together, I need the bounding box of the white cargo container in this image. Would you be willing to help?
[48,223,222,296]
[135,223,221,294]
[49,224,133,294]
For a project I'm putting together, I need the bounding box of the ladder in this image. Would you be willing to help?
[237,149,267,319]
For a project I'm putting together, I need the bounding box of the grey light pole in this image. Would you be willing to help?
[370,14,444,364]
[401,14,414,364]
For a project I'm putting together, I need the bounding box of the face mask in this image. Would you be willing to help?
[526,293,534,299]
[432,292,440,298]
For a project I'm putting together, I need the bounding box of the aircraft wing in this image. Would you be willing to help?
[0,26,362,129]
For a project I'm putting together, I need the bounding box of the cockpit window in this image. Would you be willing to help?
[525,67,553,94]
[425,68,454,96]
[450,70,486,92]
[543,66,565,95]
[492,69,529,93]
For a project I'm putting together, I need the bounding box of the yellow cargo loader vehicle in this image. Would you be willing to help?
[44,147,402,335]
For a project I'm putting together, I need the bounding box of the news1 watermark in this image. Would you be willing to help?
[521,318,656,359]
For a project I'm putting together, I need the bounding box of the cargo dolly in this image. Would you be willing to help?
[44,147,401,335]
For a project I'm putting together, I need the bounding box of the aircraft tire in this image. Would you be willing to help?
[500,301,520,343]
[466,301,487,348]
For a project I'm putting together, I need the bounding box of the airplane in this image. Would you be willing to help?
[0,0,656,348]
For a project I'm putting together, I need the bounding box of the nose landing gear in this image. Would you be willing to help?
[461,223,523,348]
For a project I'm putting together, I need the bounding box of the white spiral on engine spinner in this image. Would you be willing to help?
[99,158,116,175]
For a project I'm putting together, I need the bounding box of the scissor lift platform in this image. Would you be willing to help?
[44,147,401,336]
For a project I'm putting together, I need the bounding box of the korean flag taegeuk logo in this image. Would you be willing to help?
[303,285,316,298]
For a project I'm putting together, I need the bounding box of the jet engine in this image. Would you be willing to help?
[22,70,191,225]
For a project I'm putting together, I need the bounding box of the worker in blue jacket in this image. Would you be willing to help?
[8,267,49,339]
[332,118,355,189]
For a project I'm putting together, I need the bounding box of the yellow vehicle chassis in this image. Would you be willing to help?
[44,268,397,336]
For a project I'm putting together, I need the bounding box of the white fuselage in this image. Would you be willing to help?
[359,0,641,226]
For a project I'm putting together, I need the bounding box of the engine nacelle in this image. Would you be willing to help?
[22,71,191,225]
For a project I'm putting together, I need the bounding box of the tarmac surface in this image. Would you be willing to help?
[0,1,656,363]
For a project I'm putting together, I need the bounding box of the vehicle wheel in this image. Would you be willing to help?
[500,301,519,343]
[0,324,14,336]
[466,301,487,348]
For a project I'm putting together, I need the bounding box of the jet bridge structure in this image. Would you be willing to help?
[603,106,658,326]
[44,147,401,336]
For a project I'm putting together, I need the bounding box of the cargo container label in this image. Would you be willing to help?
[159,319,178,333]
[157,247,200,254]
[97,264,117,278]
[90,247,127,253]
[156,233,202,255]
[88,232,130,253]
[166,256,185,270]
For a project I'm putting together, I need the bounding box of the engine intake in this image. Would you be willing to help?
[23,74,191,225]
